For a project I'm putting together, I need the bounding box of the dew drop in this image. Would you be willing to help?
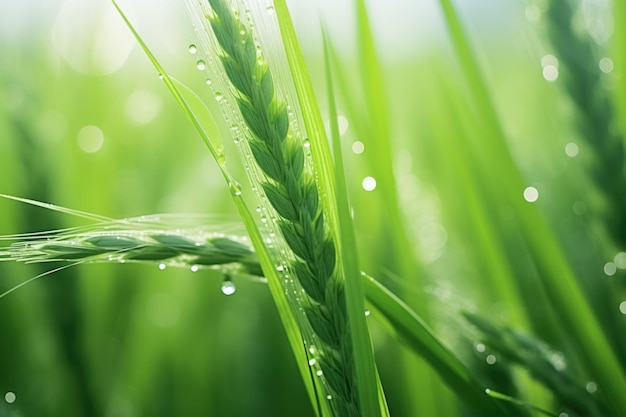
[619,301,626,314]
[188,44,198,54]
[221,279,236,295]
[316,370,323,376]
[326,395,332,400]
[523,186,539,202]
[565,142,579,157]
[543,65,559,82]
[196,60,206,71]
[525,5,541,22]
[541,54,559,68]
[4,392,15,404]
[572,201,586,215]
[364,310,371,317]
[276,265,285,272]
[559,413,569,417]
[352,141,365,154]
[77,125,105,154]
[158,263,167,270]
[206,79,213,86]
[599,57,614,73]
[215,92,224,102]
[266,5,275,14]
[585,381,598,393]
[486,354,497,365]
[604,262,617,276]
[158,74,164,80]
[476,343,486,353]
[362,176,377,191]
[308,358,316,366]
[190,265,199,272]
[614,252,626,269]
[229,181,242,196]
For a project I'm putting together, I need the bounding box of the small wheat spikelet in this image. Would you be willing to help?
[0,221,261,276]
[190,0,361,415]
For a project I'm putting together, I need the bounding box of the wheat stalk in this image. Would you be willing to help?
[199,0,360,415]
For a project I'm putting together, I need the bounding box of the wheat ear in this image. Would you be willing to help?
[545,0,626,248]
[205,0,359,415]
[0,229,262,277]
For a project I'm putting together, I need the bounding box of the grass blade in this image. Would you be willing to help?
[323,29,387,417]
[362,273,515,417]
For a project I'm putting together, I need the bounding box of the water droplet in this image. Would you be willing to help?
[599,57,614,73]
[206,79,213,85]
[158,74,164,80]
[486,354,497,365]
[364,310,371,316]
[604,262,617,276]
[541,54,559,68]
[352,141,365,154]
[188,44,197,54]
[4,392,15,404]
[308,358,316,366]
[215,92,224,102]
[543,65,559,82]
[276,265,285,272]
[523,186,539,202]
[619,301,626,314]
[303,139,311,148]
[229,181,242,196]
[572,201,586,215]
[190,265,199,272]
[308,345,316,354]
[585,381,598,393]
[362,176,377,191]
[196,60,206,71]
[484,388,491,394]
[158,263,167,270]
[221,279,236,295]
[316,370,323,376]
[558,413,569,417]
[77,125,105,154]
[476,343,486,353]
[525,5,541,22]
[565,142,579,157]
[614,252,626,269]
[266,5,275,14]
[326,394,332,400]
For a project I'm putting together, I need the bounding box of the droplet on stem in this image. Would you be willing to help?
[221,278,236,295]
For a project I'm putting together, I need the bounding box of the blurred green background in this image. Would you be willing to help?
[1,0,624,416]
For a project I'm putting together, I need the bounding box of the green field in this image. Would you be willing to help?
[1,1,625,416]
